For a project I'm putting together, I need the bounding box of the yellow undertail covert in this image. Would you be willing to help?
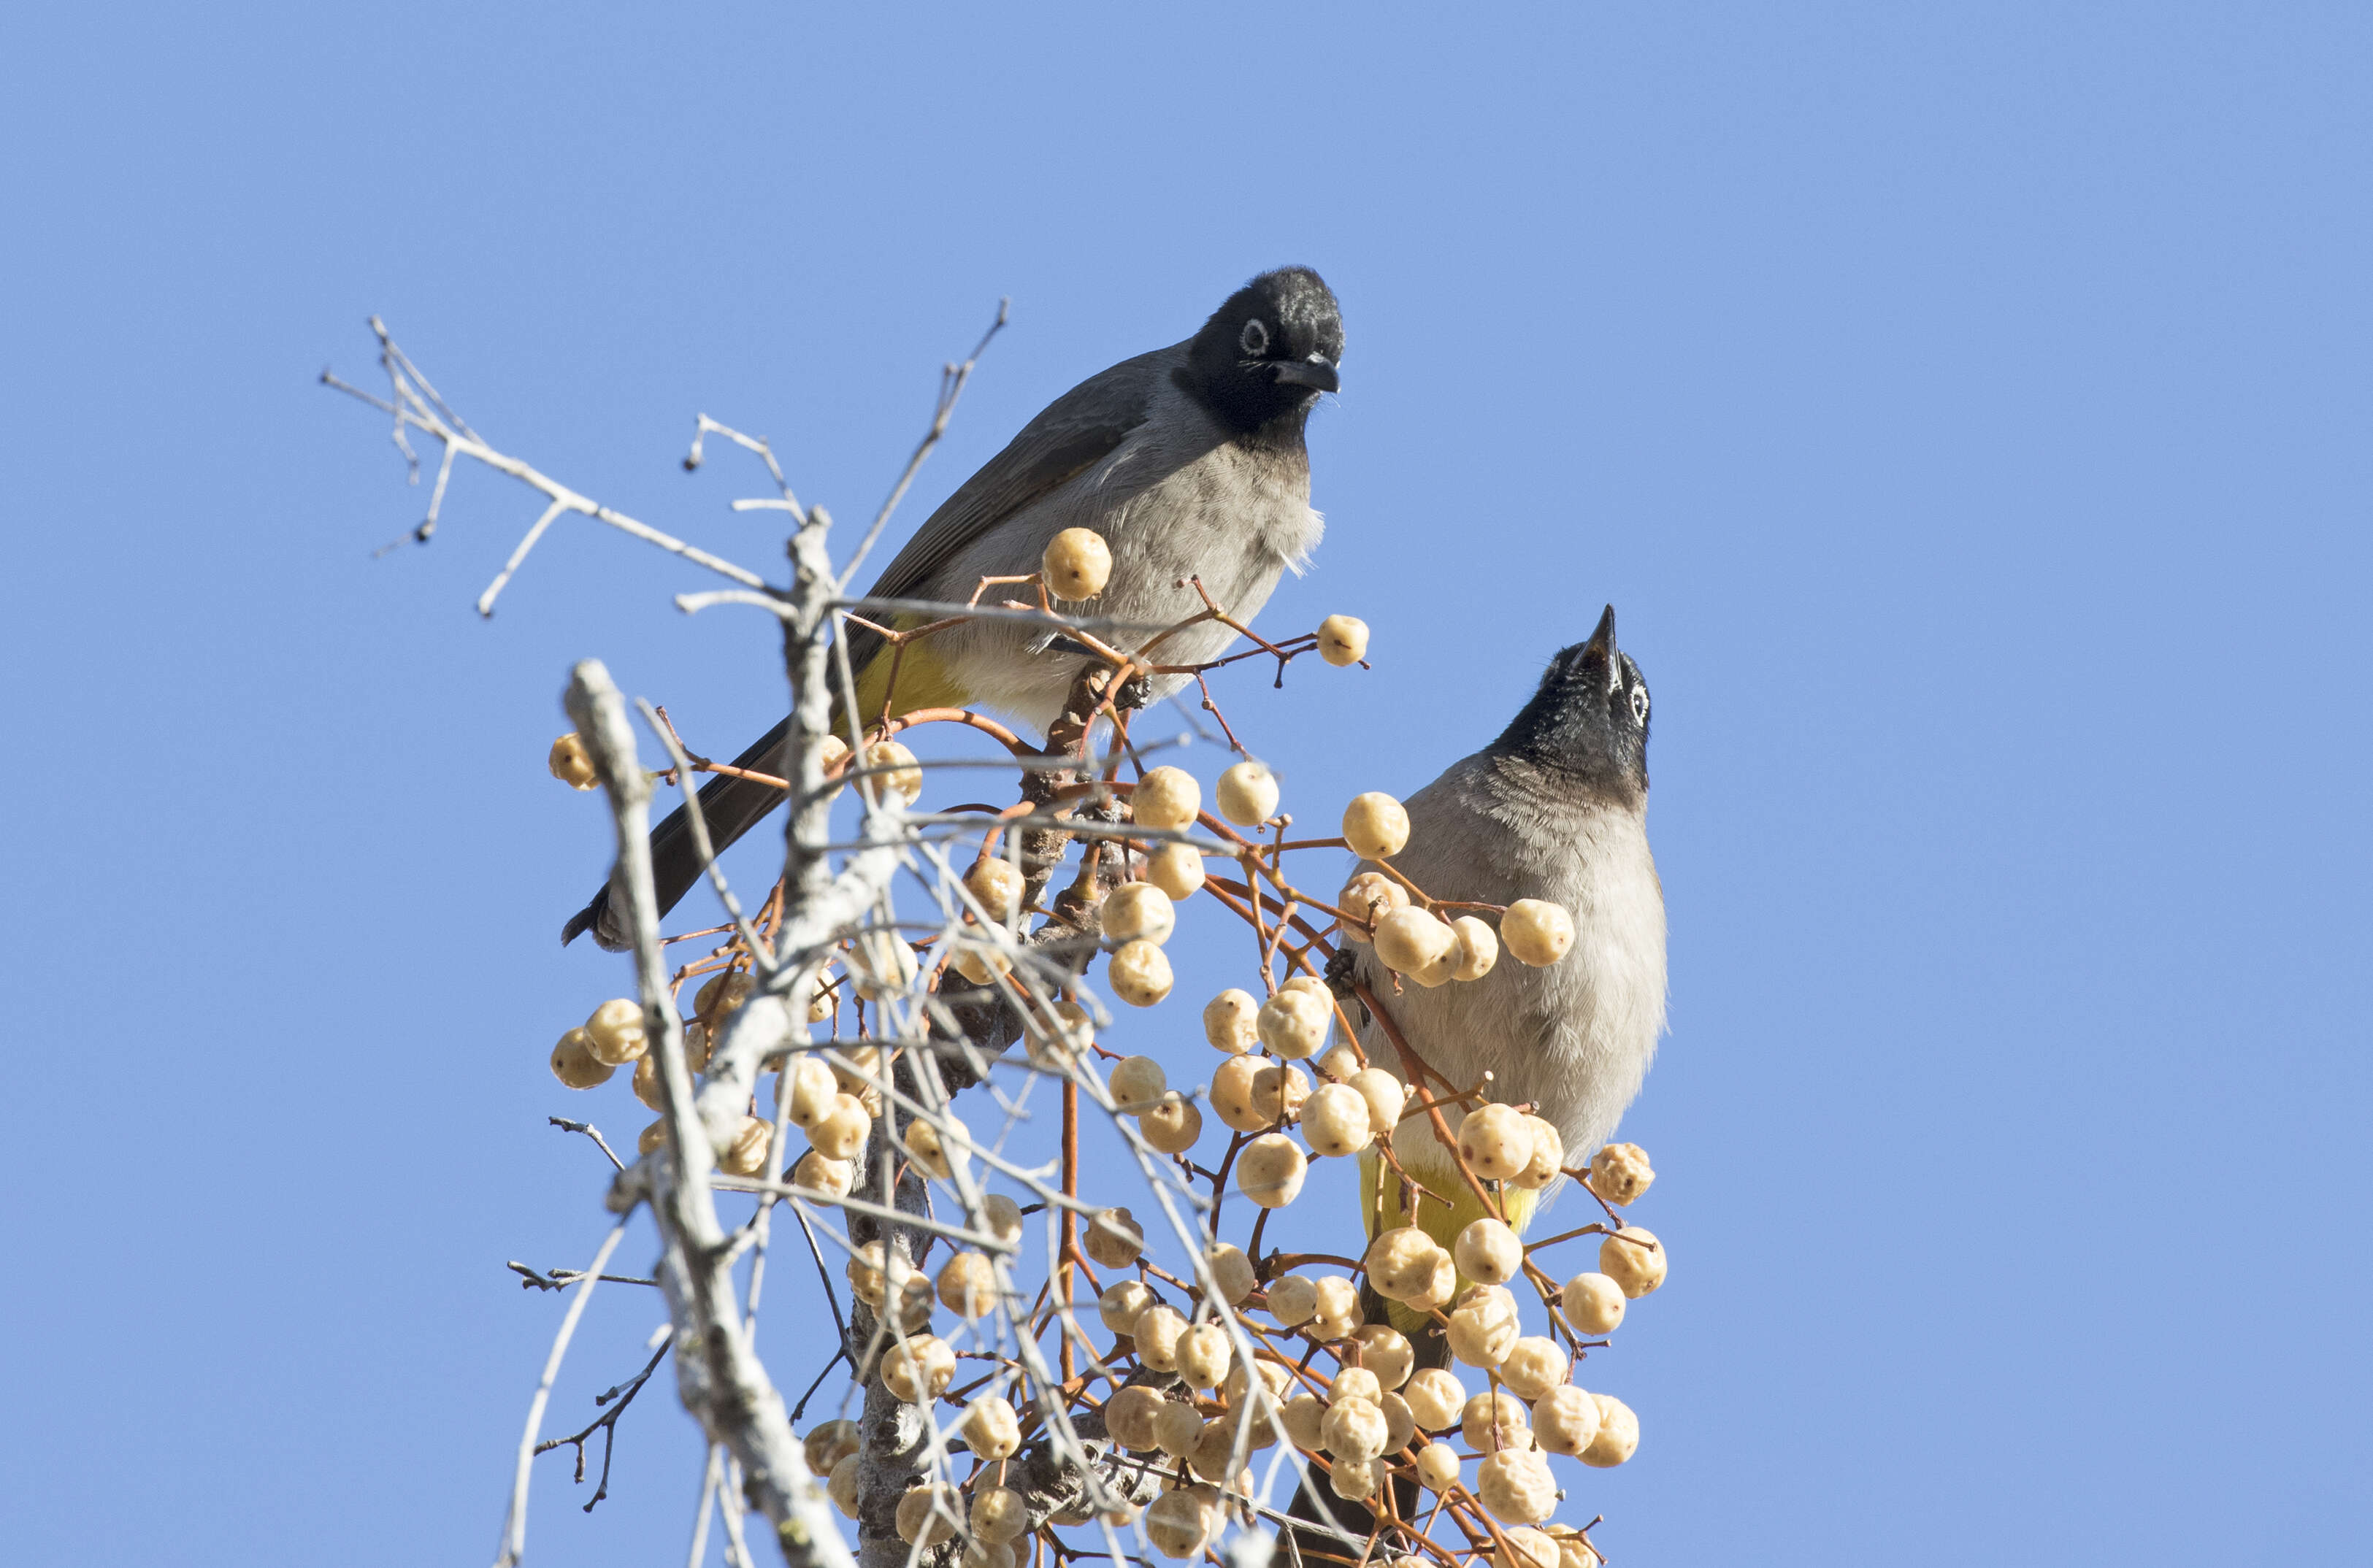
[843,620,973,731]
[1359,1148,1541,1337]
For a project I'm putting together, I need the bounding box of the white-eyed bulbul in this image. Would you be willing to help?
[566,267,1345,949]
[1347,607,1667,1307]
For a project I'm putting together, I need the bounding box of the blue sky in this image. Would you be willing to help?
[3,5,2368,1564]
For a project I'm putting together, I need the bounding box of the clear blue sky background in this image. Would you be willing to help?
[3,5,2367,1564]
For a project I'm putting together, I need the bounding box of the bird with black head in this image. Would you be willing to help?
[567,266,1344,948]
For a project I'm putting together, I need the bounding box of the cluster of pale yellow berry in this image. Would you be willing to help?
[786,1135,1662,1565]
[539,530,1668,1565]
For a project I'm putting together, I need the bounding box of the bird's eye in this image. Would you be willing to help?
[1239,318,1270,357]
[1629,687,1649,725]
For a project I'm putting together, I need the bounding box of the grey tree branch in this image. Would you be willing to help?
[567,660,852,1568]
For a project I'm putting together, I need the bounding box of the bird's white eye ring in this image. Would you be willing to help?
[1240,318,1269,357]
[1630,687,1649,724]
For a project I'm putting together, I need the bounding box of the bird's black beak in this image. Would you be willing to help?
[1271,355,1340,393]
[1583,604,1619,659]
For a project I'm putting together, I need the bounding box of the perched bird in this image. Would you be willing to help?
[565,267,1344,949]
[1347,607,1667,1326]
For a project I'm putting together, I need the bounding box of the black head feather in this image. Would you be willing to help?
[1490,605,1651,802]
[1179,266,1344,436]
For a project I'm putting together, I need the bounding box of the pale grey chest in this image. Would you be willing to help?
[939,384,1322,732]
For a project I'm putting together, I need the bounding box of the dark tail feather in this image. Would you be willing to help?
[1281,1283,1447,1564]
[561,715,795,949]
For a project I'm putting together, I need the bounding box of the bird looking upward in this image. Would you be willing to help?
[1341,607,1667,1334]
[566,267,1345,950]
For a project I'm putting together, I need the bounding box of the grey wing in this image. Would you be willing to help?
[856,342,1178,607]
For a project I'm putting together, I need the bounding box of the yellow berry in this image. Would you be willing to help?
[937,1251,998,1318]
[1132,1305,1186,1371]
[1214,760,1278,826]
[1531,1384,1603,1456]
[1308,1275,1361,1341]
[1446,1286,1521,1369]
[961,1395,1021,1460]
[636,1118,667,1156]
[1209,1056,1268,1134]
[1457,1102,1536,1182]
[1105,939,1173,1007]
[1103,1385,1166,1450]
[1365,1229,1446,1303]
[1495,1529,1559,1568]
[1341,792,1409,859]
[1511,1115,1565,1191]
[1454,1217,1524,1285]
[978,1193,1024,1247]
[1316,614,1370,667]
[549,1028,613,1089]
[790,1149,853,1198]
[1373,907,1458,987]
[1501,898,1576,966]
[859,739,923,807]
[1144,1488,1214,1559]
[783,1057,838,1129]
[1599,1226,1666,1297]
[1329,1455,1386,1502]
[1236,1134,1307,1209]
[1402,1367,1466,1431]
[1203,988,1260,1053]
[1498,1337,1568,1402]
[1321,1397,1387,1461]
[1300,1082,1373,1156]
[1460,1388,1531,1453]
[1544,1528,1603,1568]
[1587,1141,1656,1205]
[1098,1279,1154,1334]
[1174,1323,1230,1388]
[1131,765,1201,830]
[583,998,648,1066]
[808,1094,870,1161]
[846,929,918,998]
[1336,870,1407,942]
[894,1481,962,1545]
[1138,1091,1203,1154]
[1042,527,1113,600]
[1579,1393,1638,1467]
[1152,1401,1203,1457]
[1379,1391,1416,1456]
[802,1418,860,1475]
[971,1486,1030,1545]
[951,940,1011,985]
[827,1453,861,1518]
[1205,1244,1257,1306]
[1255,988,1330,1059]
[963,858,1024,923]
[1265,1275,1319,1327]
[1560,1271,1627,1336]
[1101,882,1176,945]
[1281,1392,1326,1450]
[1108,1055,1166,1112]
[1084,1206,1145,1269]
[548,732,599,790]
[1349,1067,1406,1135]
[1414,1441,1460,1493]
[1253,1061,1311,1126]
[1449,915,1499,981]
[632,1053,669,1111]
[717,1115,772,1176]
[1476,1448,1557,1523]
[903,1115,962,1180]
[1143,842,1205,900]
[1328,1367,1382,1407]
